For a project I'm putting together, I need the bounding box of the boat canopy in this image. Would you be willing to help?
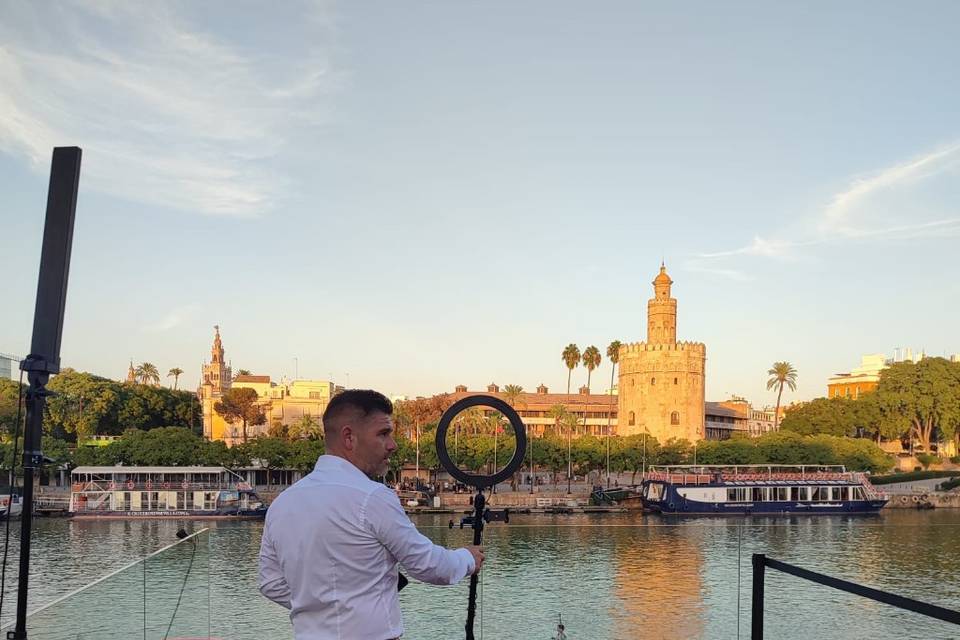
[651,464,848,474]
[72,466,229,476]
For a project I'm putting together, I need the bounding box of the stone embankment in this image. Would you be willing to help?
[881,479,960,509]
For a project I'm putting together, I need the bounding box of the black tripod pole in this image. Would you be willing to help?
[464,488,485,640]
[10,147,81,640]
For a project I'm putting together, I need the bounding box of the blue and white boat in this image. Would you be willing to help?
[640,465,887,515]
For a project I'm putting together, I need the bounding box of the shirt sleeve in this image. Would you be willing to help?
[366,486,475,585]
[258,518,293,609]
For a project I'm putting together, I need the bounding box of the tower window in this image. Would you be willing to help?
[674,377,678,385]
[651,377,656,385]
[628,411,636,426]
[671,411,680,425]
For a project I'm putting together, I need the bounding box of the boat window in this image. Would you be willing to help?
[790,487,801,501]
[812,487,828,501]
[204,493,218,510]
[751,487,764,502]
[727,487,747,501]
[776,487,789,501]
[649,483,664,500]
[830,487,844,501]
[853,487,865,500]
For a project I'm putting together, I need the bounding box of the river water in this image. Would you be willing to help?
[1,510,958,639]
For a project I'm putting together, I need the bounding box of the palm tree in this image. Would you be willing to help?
[167,367,184,390]
[766,362,798,430]
[581,346,601,435]
[548,404,572,436]
[561,344,580,493]
[502,384,524,409]
[605,340,622,486]
[562,344,581,397]
[502,384,526,491]
[135,362,160,386]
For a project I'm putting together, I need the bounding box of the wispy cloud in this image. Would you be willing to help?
[682,262,754,282]
[695,141,960,278]
[821,142,960,236]
[143,305,197,332]
[698,235,798,259]
[0,1,338,216]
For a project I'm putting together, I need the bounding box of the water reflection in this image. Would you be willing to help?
[6,512,960,639]
[611,523,705,640]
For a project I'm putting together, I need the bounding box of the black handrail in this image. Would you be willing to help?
[751,553,960,639]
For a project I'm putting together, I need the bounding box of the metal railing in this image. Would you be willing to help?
[751,553,960,639]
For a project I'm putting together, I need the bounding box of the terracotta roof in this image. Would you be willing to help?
[234,375,271,383]
[449,389,617,409]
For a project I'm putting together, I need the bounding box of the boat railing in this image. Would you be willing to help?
[852,472,887,500]
[72,481,226,492]
[647,469,879,487]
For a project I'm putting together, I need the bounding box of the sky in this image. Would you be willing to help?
[2,1,959,407]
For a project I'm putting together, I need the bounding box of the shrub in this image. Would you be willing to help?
[938,477,960,491]
[916,453,939,470]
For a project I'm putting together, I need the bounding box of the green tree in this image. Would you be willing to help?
[288,414,323,440]
[167,367,184,390]
[780,397,858,437]
[580,345,601,432]
[548,404,572,437]
[245,437,290,488]
[214,387,266,444]
[656,438,693,466]
[109,427,205,466]
[766,362,798,429]
[234,369,252,379]
[135,362,160,386]
[559,342,580,493]
[0,379,25,436]
[605,341,621,436]
[502,384,524,409]
[501,384,525,490]
[287,439,325,472]
[562,344,581,397]
[875,358,960,452]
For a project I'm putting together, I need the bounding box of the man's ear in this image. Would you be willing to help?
[341,425,354,450]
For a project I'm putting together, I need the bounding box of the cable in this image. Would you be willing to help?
[736,524,742,640]
[162,531,198,640]
[0,369,26,624]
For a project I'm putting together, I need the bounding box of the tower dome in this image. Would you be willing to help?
[653,263,673,286]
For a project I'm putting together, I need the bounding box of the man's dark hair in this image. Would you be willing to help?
[323,389,393,435]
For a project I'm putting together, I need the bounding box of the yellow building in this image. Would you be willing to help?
[617,264,706,442]
[232,376,335,440]
[827,353,886,399]
[197,326,336,446]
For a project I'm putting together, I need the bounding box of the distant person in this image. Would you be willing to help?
[259,389,484,639]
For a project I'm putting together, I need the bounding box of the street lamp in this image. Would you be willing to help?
[528,423,535,494]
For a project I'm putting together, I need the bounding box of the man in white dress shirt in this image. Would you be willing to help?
[259,389,484,639]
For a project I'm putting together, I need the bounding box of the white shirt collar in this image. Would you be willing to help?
[313,454,370,480]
